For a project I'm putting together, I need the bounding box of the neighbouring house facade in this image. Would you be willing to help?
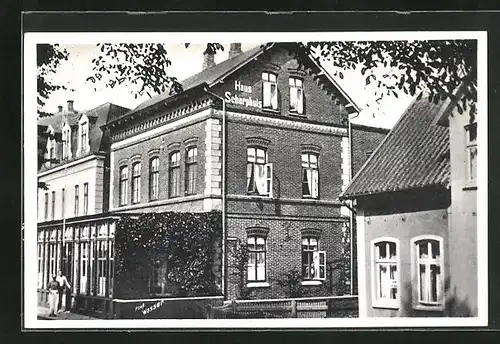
[341,91,478,317]
[103,42,388,302]
[36,101,130,312]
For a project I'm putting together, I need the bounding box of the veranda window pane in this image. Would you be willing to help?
[379,265,388,298]
[389,242,396,259]
[431,241,440,259]
[430,265,440,302]
[419,243,429,259]
[378,243,387,259]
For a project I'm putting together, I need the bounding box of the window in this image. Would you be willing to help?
[247,147,273,197]
[109,240,114,297]
[119,166,128,206]
[37,243,43,288]
[149,157,159,200]
[80,242,88,294]
[302,153,319,199]
[97,241,107,296]
[132,162,141,204]
[62,242,73,290]
[48,242,56,280]
[466,123,477,182]
[413,237,444,308]
[262,72,278,110]
[372,239,399,308]
[51,191,56,220]
[83,183,88,215]
[44,193,49,221]
[185,147,197,195]
[302,237,326,280]
[150,259,169,295]
[62,127,71,160]
[74,185,79,216]
[61,188,65,218]
[79,121,88,155]
[169,152,181,198]
[289,77,304,114]
[247,236,266,282]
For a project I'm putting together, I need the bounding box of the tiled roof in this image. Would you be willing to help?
[132,44,267,113]
[341,94,450,199]
[38,110,81,131]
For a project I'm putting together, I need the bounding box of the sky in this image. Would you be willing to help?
[42,43,415,129]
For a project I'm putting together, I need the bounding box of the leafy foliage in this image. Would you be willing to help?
[37,44,69,117]
[228,239,253,300]
[114,211,222,299]
[277,268,304,298]
[307,40,477,117]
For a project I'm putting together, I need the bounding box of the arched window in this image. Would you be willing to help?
[412,235,445,309]
[169,151,181,198]
[149,157,159,200]
[185,146,198,195]
[131,162,141,204]
[119,165,128,206]
[371,237,399,309]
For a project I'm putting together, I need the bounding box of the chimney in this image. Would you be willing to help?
[57,105,63,113]
[228,43,242,59]
[67,100,74,112]
[202,50,215,71]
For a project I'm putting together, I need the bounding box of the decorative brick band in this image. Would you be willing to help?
[245,137,271,149]
[301,144,322,154]
[167,142,181,153]
[147,148,160,157]
[301,228,322,238]
[184,137,198,148]
[117,158,129,167]
[130,154,142,164]
[246,227,270,237]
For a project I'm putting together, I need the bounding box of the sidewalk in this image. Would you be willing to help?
[37,306,100,320]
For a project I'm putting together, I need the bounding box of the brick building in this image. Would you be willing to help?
[103,42,388,301]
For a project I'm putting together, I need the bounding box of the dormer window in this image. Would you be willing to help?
[262,72,278,111]
[62,124,72,160]
[78,115,89,156]
[46,127,56,167]
[289,77,304,115]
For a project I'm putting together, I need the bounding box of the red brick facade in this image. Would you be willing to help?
[105,43,387,301]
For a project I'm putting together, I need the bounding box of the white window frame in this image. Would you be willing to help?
[149,156,160,200]
[62,123,72,160]
[371,237,400,309]
[262,72,278,110]
[119,165,129,206]
[301,152,319,199]
[169,151,181,198]
[411,235,445,311]
[80,241,88,294]
[78,115,89,156]
[96,240,107,296]
[185,147,198,196]
[301,237,326,282]
[247,147,273,197]
[132,162,141,204]
[465,122,477,183]
[289,77,304,115]
[247,235,267,282]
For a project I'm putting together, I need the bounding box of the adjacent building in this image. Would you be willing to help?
[36,101,130,311]
[340,91,478,317]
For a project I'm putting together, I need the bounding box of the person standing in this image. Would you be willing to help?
[56,270,71,313]
[47,275,60,317]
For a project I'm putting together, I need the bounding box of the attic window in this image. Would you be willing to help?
[262,72,278,111]
[79,118,89,156]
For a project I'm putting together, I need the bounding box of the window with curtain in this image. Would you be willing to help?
[289,77,304,114]
[247,236,266,282]
[247,147,272,196]
[262,72,278,110]
[414,237,444,307]
[373,239,399,308]
[302,153,319,199]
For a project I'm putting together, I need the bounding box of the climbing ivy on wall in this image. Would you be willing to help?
[114,211,222,299]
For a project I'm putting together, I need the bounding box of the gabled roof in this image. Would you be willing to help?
[108,42,361,127]
[38,109,81,131]
[340,94,450,199]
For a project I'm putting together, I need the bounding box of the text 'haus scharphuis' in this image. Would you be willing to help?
[36,42,388,317]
